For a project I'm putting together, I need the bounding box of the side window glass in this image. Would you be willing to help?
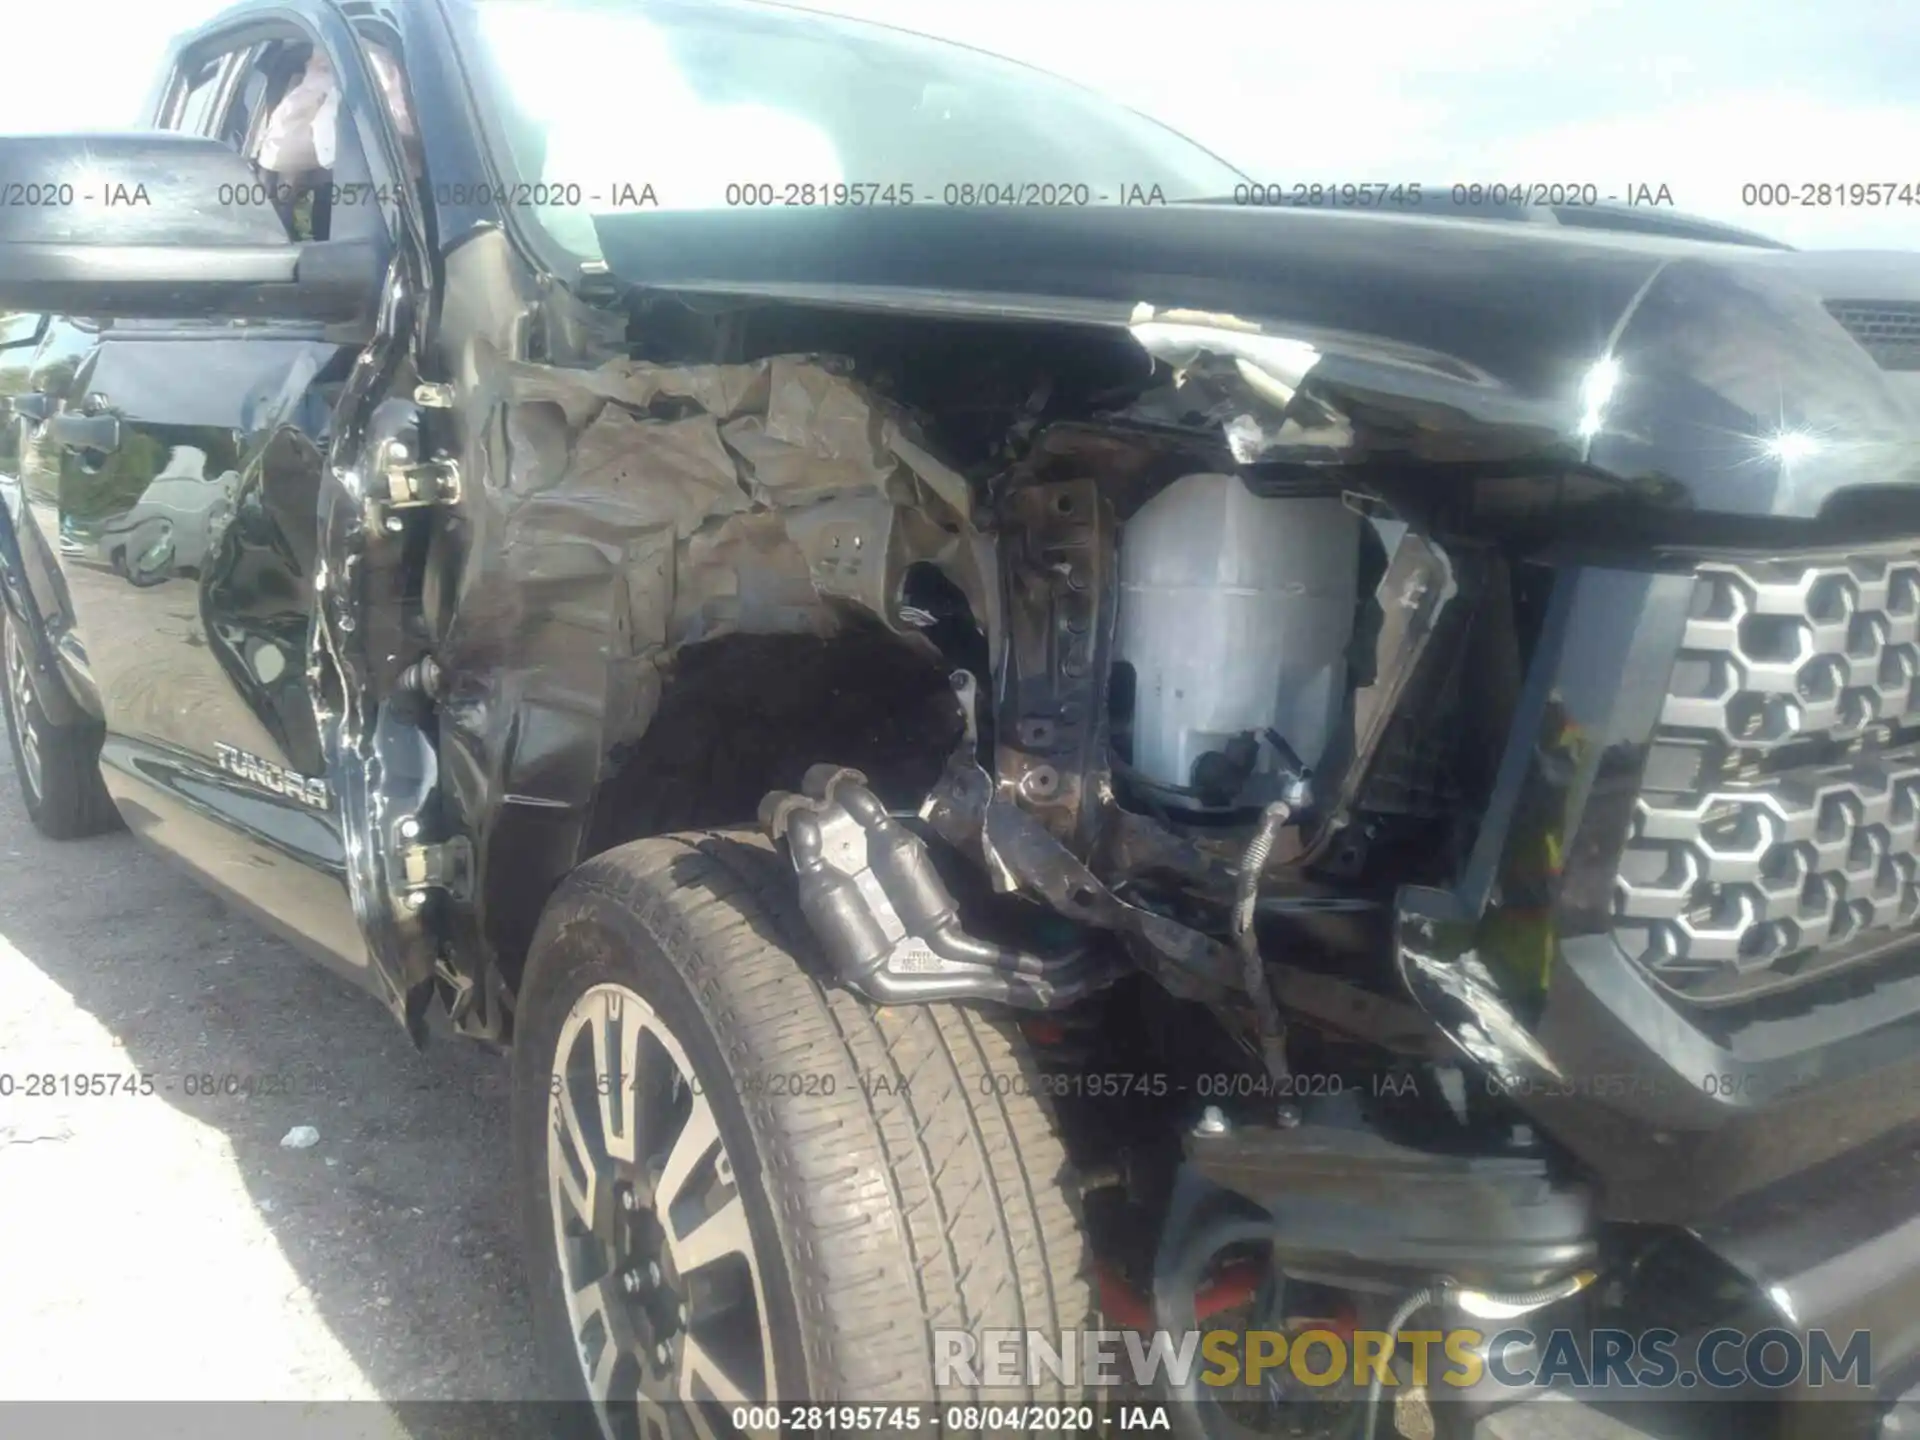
[219,45,292,154]
[167,58,225,134]
[210,41,389,246]
[0,316,41,473]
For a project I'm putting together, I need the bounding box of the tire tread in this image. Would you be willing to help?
[550,829,1095,1414]
[1,613,119,840]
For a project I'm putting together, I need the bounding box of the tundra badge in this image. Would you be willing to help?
[213,743,331,810]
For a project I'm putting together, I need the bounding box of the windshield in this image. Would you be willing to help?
[451,0,1244,260]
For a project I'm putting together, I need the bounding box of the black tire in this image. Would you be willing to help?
[0,609,120,840]
[513,829,1097,1430]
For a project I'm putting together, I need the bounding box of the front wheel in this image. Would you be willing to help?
[512,831,1097,1436]
[0,610,120,839]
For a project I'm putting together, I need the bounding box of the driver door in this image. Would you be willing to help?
[14,23,399,983]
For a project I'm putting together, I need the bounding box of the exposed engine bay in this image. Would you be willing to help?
[5,10,1918,1431]
[327,204,1920,1432]
[431,294,1486,1040]
[405,274,1650,1436]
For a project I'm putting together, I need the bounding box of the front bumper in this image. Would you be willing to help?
[1885,1383,1920,1438]
[1458,1126,1920,1434]
[1694,1115,1920,1406]
[1398,559,1920,1227]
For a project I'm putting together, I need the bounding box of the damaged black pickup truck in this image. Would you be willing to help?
[5,1,1920,1437]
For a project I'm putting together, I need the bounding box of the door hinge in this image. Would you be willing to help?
[377,437,461,511]
[391,831,474,906]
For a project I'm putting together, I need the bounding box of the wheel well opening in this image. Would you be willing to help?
[583,625,963,861]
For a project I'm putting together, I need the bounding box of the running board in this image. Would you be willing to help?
[760,765,1116,1009]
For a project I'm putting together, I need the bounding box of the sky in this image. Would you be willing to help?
[2,0,1916,251]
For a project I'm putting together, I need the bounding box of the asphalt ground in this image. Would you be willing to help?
[0,734,556,1437]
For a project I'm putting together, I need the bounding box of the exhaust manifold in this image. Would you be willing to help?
[761,765,1112,1009]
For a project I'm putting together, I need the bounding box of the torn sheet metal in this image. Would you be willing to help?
[457,351,994,756]
[1121,303,1367,462]
[503,356,776,432]
[1128,302,1355,463]
[1129,302,1324,405]
[1126,301,1578,468]
[422,347,992,989]
[1397,909,1566,1089]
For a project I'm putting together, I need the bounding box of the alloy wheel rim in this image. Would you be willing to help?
[548,982,776,1439]
[4,623,43,801]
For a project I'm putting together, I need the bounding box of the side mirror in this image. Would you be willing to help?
[0,133,384,329]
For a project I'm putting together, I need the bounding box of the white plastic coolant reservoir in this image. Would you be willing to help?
[1115,474,1359,801]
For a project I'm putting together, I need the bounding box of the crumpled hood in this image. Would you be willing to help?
[593,204,1920,520]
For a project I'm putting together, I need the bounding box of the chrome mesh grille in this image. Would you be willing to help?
[1660,557,1920,747]
[1614,551,1920,1003]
